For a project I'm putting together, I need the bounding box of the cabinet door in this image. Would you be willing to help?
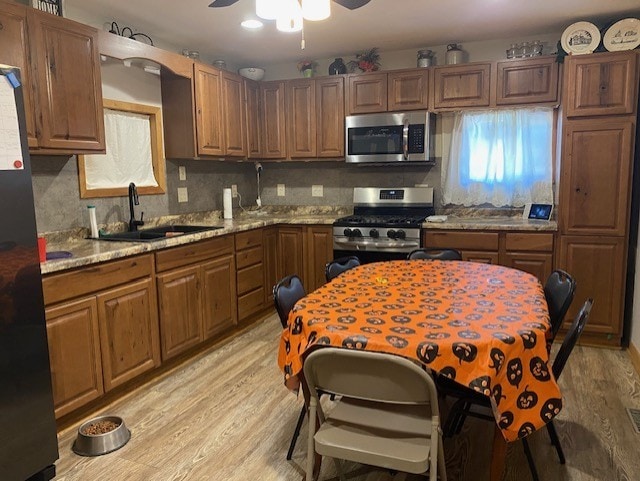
[29,9,105,151]
[263,227,279,307]
[347,73,387,114]
[0,2,37,147]
[560,119,634,236]
[221,71,246,157]
[565,51,638,117]
[306,226,334,291]
[157,266,203,361]
[278,227,306,284]
[432,63,491,109]
[244,79,262,158]
[287,79,317,158]
[496,57,559,105]
[316,77,344,158]
[97,278,160,391]
[558,235,625,340]
[202,255,237,339]
[194,64,225,156]
[461,251,499,264]
[503,252,553,283]
[46,298,103,418]
[388,70,429,111]
[261,81,287,158]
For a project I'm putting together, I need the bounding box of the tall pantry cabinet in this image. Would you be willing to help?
[558,51,639,346]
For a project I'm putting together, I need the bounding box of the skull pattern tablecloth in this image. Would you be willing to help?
[277,260,562,442]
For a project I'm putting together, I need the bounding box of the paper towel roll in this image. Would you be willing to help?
[223,188,233,219]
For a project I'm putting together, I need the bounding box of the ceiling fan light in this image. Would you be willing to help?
[302,0,330,21]
[276,0,303,32]
[256,0,277,20]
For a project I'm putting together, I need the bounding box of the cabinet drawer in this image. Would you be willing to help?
[155,236,234,272]
[505,233,554,252]
[424,231,499,250]
[43,254,153,305]
[238,288,264,319]
[237,263,264,295]
[236,245,263,269]
[235,229,262,250]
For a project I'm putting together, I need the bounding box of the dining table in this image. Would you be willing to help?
[277,259,563,480]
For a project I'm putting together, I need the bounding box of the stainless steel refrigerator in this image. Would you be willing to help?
[0,67,58,480]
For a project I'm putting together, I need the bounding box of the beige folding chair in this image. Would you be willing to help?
[304,348,447,481]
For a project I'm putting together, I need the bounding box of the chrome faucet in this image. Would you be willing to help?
[128,182,145,231]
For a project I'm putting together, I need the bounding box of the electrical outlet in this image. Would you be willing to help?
[277,184,286,197]
[312,185,323,197]
[177,187,188,203]
[179,166,187,181]
[231,184,238,198]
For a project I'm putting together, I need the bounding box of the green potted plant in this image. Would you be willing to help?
[297,60,316,78]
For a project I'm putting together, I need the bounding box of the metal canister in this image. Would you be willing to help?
[417,49,433,67]
[445,44,465,65]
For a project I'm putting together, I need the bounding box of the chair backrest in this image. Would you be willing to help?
[552,298,593,380]
[303,347,439,415]
[325,256,361,282]
[407,248,462,261]
[544,270,577,339]
[273,275,305,329]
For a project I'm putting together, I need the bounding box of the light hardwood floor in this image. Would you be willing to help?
[55,313,640,481]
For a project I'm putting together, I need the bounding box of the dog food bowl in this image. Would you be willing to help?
[72,415,131,456]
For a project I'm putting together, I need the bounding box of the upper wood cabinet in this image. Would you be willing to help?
[194,64,224,156]
[316,77,345,158]
[260,81,287,159]
[559,118,634,236]
[565,51,638,117]
[287,79,317,158]
[432,62,491,109]
[496,56,559,105]
[347,73,387,113]
[221,71,247,157]
[244,79,262,158]
[388,69,430,111]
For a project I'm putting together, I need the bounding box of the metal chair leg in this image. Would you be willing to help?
[546,420,566,464]
[287,404,307,460]
[522,438,540,481]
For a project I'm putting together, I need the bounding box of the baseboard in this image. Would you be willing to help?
[630,342,640,377]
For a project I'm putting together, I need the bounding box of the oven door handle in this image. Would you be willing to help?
[334,238,420,249]
[403,117,409,160]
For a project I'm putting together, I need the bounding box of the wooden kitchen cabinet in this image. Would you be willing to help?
[28,7,105,152]
[432,62,491,109]
[316,77,345,158]
[244,78,262,158]
[0,2,37,147]
[346,73,388,114]
[263,227,279,306]
[278,226,306,284]
[559,118,634,236]
[261,81,287,158]
[565,51,638,118]
[557,235,626,342]
[194,64,225,156]
[502,232,554,282]
[287,79,317,158]
[388,69,430,111]
[45,297,103,419]
[496,56,559,105]
[306,226,334,291]
[202,255,237,336]
[221,71,247,157]
[236,229,265,321]
[424,230,499,262]
[462,251,500,264]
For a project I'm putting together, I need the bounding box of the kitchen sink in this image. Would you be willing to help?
[97,225,222,242]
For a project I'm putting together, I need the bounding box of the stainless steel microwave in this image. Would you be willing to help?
[345,111,435,164]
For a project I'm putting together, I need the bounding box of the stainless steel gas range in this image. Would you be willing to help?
[333,187,435,263]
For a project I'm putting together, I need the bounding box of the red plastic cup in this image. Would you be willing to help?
[37,237,46,263]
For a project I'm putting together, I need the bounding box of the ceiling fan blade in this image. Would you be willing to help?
[332,0,371,10]
[208,0,240,7]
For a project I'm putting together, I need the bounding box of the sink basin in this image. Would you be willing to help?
[97,225,222,242]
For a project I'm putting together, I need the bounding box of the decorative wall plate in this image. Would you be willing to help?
[604,18,640,51]
[561,21,601,54]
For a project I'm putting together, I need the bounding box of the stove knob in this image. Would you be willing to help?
[343,228,353,237]
[387,229,397,239]
[352,228,362,238]
[369,229,379,239]
[396,230,406,240]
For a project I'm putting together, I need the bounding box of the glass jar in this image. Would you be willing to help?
[521,41,532,58]
[532,40,543,56]
[506,44,517,59]
[417,49,433,68]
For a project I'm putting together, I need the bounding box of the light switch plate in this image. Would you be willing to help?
[178,166,186,181]
[231,184,238,198]
[312,185,323,197]
[177,187,188,203]
[277,184,285,197]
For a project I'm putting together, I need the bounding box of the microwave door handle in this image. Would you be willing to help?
[403,118,409,160]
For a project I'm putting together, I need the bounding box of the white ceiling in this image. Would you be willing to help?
[65,0,640,65]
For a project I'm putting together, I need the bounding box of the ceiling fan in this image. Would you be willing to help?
[208,0,371,10]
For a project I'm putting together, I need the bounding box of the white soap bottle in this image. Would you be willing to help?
[88,205,99,238]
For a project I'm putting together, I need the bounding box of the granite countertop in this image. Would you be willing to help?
[422,216,558,232]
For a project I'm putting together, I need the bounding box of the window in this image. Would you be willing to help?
[441,108,554,207]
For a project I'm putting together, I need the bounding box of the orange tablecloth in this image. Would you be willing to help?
[277,260,562,442]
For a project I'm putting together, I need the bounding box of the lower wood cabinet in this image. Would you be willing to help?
[202,256,237,336]
[236,229,265,321]
[278,226,306,283]
[263,227,279,307]
[462,250,500,264]
[503,252,553,281]
[306,225,334,291]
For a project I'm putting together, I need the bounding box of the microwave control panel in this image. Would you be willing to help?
[408,125,425,153]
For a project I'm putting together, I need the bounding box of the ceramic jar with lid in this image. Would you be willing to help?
[445,43,466,65]
[417,49,433,67]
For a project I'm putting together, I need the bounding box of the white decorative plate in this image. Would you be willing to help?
[561,21,601,55]
[604,18,640,51]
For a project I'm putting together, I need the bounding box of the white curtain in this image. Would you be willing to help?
[441,108,554,207]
